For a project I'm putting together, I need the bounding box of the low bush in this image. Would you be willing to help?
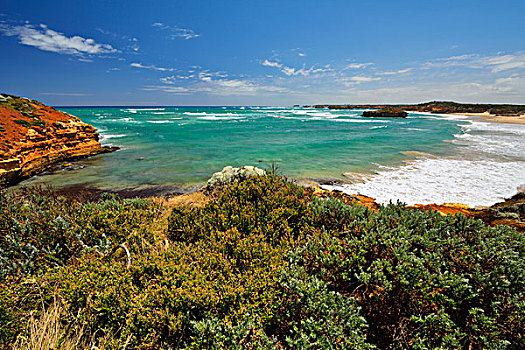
[301,198,525,349]
[1,179,523,349]
[168,175,313,245]
[0,190,161,282]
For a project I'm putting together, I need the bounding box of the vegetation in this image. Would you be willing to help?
[13,118,46,128]
[0,176,523,349]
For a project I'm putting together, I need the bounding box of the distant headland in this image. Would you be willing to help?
[310,101,525,124]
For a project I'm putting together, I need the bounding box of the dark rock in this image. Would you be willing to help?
[362,107,407,118]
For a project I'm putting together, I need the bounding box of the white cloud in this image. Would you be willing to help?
[1,23,116,55]
[327,76,525,104]
[262,59,283,68]
[344,62,374,69]
[262,59,331,76]
[298,52,306,57]
[151,68,287,96]
[349,76,381,83]
[130,62,175,72]
[143,85,190,94]
[425,53,525,73]
[379,68,412,75]
[478,54,525,73]
[152,22,200,40]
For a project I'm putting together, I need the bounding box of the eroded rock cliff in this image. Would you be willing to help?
[0,93,115,186]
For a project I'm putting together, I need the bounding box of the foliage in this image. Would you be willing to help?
[0,190,161,282]
[168,175,313,245]
[1,179,524,349]
[301,197,525,349]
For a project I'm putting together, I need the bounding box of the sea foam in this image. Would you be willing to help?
[323,158,525,207]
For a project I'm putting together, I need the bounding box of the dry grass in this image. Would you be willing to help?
[13,300,107,350]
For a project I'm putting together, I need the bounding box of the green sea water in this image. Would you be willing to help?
[16,106,466,192]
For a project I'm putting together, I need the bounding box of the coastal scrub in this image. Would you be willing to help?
[0,176,523,349]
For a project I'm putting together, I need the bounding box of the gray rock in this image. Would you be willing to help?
[206,165,265,192]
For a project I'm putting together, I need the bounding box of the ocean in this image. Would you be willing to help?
[16,106,525,207]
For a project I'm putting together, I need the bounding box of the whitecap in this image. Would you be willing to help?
[146,120,172,124]
[323,158,525,207]
[101,134,127,139]
[183,112,208,116]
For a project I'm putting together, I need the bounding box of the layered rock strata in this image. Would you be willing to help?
[0,93,115,186]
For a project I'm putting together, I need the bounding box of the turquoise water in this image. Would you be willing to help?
[19,107,466,191]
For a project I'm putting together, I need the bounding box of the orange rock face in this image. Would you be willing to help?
[0,93,115,186]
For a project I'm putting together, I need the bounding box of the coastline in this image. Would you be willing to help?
[449,111,525,125]
[3,98,524,210]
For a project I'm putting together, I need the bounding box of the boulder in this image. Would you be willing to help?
[206,165,265,192]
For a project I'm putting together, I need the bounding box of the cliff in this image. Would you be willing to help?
[0,93,115,187]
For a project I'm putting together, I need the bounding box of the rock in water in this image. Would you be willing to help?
[362,107,408,118]
[0,93,116,187]
[206,165,265,192]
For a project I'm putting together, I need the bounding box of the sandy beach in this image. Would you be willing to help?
[451,111,525,125]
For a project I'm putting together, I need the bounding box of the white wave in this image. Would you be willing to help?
[411,111,470,121]
[370,125,388,129]
[453,121,525,159]
[106,117,141,124]
[322,158,525,207]
[198,115,245,121]
[146,120,172,124]
[183,112,208,116]
[332,118,390,123]
[101,134,127,139]
[462,121,525,136]
[271,115,298,120]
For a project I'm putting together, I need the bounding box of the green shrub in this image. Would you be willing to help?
[2,179,524,349]
[0,190,161,282]
[13,119,31,127]
[168,175,313,245]
[300,200,525,348]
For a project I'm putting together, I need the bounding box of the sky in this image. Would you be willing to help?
[1,0,524,106]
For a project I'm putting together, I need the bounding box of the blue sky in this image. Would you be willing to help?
[1,0,524,106]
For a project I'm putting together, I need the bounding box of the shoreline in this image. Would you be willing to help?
[449,111,525,125]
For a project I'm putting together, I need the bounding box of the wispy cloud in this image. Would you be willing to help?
[143,85,190,94]
[337,76,382,86]
[0,23,116,55]
[130,62,176,71]
[152,22,200,40]
[378,68,412,75]
[424,52,525,73]
[344,62,374,69]
[261,59,331,76]
[148,67,286,96]
[477,54,525,73]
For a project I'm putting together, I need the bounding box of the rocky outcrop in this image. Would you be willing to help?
[409,192,525,232]
[206,165,265,193]
[362,107,407,118]
[0,93,116,187]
